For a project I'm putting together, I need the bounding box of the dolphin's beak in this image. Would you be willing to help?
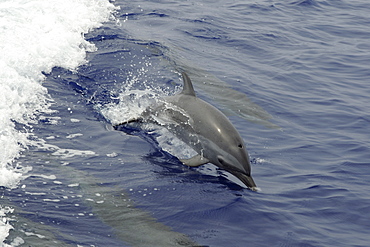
[231,171,258,191]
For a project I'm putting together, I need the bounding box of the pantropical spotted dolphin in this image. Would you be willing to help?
[115,72,257,191]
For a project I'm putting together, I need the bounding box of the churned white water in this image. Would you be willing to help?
[101,87,200,160]
[0,0,116,244]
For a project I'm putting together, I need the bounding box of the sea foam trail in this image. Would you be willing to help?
[0,0,115,186]
[0,0,116,244]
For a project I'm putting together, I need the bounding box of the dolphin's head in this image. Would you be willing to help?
[215,141,257,191]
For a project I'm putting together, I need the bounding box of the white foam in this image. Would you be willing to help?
[0,0,116,244]
[52,148,97,158]
[23,231,45,239]
[0,206,14,245]
[42,199,60,203]
[0,0,116,186]
[68,183,80,188]
[0,167,23,190]
[106,152,118,157]
[70,118,81,123]
[254,157,266,164]
[66,133,83,139]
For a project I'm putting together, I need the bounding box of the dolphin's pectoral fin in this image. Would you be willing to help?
[113,118,143,130]
[180,155,209,167]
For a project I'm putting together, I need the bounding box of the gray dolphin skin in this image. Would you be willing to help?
[116,72,257,190]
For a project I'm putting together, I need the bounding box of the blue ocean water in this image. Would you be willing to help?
[1,0,370,246]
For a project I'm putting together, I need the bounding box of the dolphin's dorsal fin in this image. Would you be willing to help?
[180,72,196,97]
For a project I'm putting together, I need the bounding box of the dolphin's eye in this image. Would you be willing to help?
[238,144,243,149]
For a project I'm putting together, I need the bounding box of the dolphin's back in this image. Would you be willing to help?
[168,94,241,145]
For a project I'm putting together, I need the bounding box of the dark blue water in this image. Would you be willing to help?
[3,0,370,246]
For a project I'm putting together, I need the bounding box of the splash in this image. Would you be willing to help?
[101,79,198,160]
